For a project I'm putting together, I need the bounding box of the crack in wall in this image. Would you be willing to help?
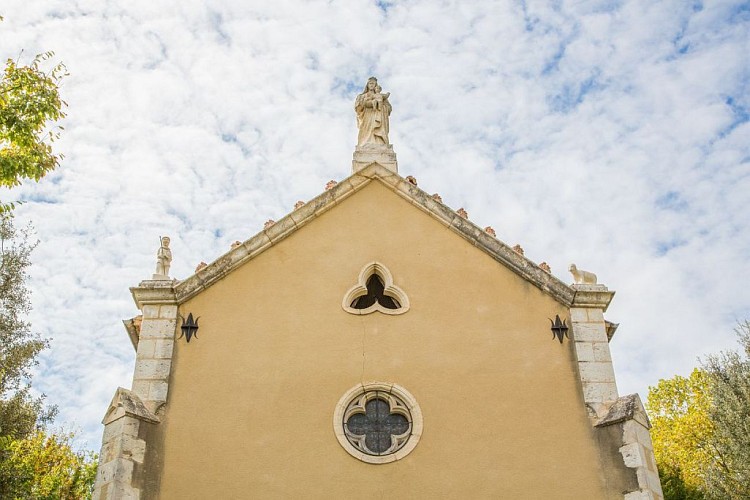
[360,319,367,385]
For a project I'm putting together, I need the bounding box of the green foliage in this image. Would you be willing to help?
[0,430,97,499]
[0,50,67,211]
[702,321,750,500]
[647,323,750,500]
[658,464,707,500]
[0,213,55,440]
[0,40,86,495]
[646,368,712,499]
[0,212,96,497]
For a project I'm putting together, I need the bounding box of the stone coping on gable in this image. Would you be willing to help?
[102,387,160,425]
[595,393,651,429]
[133,162,577,308]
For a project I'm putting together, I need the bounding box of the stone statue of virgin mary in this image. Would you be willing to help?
[355,77,391,147]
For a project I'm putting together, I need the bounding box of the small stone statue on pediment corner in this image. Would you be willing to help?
[153,236,172,279]
[569,263,597,284]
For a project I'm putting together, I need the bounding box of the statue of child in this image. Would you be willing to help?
[372,83,390,111]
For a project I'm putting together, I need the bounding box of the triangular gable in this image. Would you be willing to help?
[158,162,575,307]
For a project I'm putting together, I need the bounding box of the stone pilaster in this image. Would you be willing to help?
[129,280,178,414]
[352,144,398,173]
[92,274,178,500]
[92,388,159,500]
[93,280,177,499]
[570,283,618,419]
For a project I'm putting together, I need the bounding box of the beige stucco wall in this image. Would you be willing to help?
[154,180,608,499]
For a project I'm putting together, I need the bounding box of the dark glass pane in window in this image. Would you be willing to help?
[345,397,410,455]
[366,430,391,455]
[351,275,400,310]
[347,412,369,435]
[378,294,399,309]
[351,291,376,309]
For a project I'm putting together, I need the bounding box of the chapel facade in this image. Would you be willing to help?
[92,78,663,499]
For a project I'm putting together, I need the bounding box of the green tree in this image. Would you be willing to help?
[0,212,54,439]
[0,430,97,499]
[0,31,91,497]
[1,22,67,431]
[0,210,96,498]
[646,368,712,499]
[0,48,67,211]
[702,321,750,499]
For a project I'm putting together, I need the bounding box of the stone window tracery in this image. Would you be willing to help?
[333,382,423,464]
[342,262,409,315]
[345,393,411,455]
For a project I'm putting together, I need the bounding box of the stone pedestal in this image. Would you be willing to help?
[352,144,398,173]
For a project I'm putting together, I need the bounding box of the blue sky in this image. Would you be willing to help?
[2,0,749,451]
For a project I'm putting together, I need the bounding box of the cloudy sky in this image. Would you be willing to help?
[3,0,749,451]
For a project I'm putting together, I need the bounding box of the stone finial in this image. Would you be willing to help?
[152,236,172,279]
[325,180,338,190]
[405,175,418,186]
[484,226,496,237]
[195,261,208,273]
[539,262,551,273]
[294,200,305,210]
[457,208,468,219]
[512,244,524,255]
[569,263,597,284]
[264,219,276,229]
[432,193,443,203]
[230,240,242,249]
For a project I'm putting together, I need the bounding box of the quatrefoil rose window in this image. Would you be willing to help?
[333,383,423,464]
[342,262,409,315]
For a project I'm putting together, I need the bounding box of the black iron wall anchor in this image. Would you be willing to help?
[550,315,569,343]
[179,313,200,343]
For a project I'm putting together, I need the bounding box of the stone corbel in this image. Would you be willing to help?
[122,317,142,352]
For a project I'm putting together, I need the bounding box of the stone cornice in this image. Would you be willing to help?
[571,284,616,311]
[130,280,178,309]
[171,162,577,307]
